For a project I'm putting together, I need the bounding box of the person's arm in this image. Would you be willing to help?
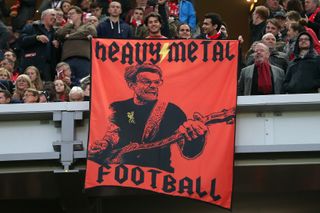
[187,1,196,32]
[66,23,97,40]
[238,69,245,96]
[19,24,39,48]
[55,23,73,41]
[158,0,170,38]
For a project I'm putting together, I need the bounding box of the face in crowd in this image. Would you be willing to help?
[147,16,162,35]
[254,43,270,63]
[54,79,65,93]
[178,24,191,39]
[0,91,10,104]
[108,1,122,18]
[202,18,216,36]
[266,0,280,11]
[266,21,280,37]
[43,10,56,27]
[25,67,38,82]
[133,8,144,22]
[68,8,82,24]
[262,33,276,49]
[23,90,39,103]
[91,6,102,19]
[298,34,311,50]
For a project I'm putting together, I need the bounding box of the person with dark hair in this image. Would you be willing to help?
[144,0,170,38]
[145,12,167,38]
[23,88,39,103]
[0,20,9,50]
[177,23,191,39]
[0,58,19,82]
[96,1,133,39]
[0,89,11,104]
[286,0,305,16]
[304,0,320,39]
[265,0,286,18]
[285,22,306,60]
[60,0,72,20]
[251,6,270,43]
[10,0,37,32]
[197,12,225,40]
[285,10,320,54]
[88,63,207,173]
[129,7,148,38]
[283,32,320,93]
[56,6,97,86]
[90,2,107,23]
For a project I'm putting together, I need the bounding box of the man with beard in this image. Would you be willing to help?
[88,63,207,173]
[238,42,285,95]
[283,32,320,93]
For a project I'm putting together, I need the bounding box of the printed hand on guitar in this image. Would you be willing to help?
[88,108,235,164]
[88,113,208,156]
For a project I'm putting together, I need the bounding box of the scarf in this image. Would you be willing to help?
[308,7,320,23]
[206,32,221,40]
[255,61,272,94]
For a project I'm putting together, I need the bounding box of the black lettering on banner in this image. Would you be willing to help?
[201,40,211,62]
[226,42,235,60]
[97,164,111,183]
[213,42,224,62]
[162,174,176,193]
[109,42,119,62]
[196,177,208,197]
[169,42,186,62]
[188,41,198,62]
[148,169,162,189]
[136,43,148,65]
[210,179,221,201]
[115,164,128,184]
[131,167,144,185]
[121,43,134,65]
[149,43,161,64]
[178,177,193,195]
[95,41,107,62]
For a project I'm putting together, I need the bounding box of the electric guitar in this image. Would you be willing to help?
[96,107,236,164]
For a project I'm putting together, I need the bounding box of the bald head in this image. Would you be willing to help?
[262,33,276,48]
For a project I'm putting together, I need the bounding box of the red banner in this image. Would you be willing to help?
[85,39,238,209]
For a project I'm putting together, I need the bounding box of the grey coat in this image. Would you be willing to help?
[238,64,285,96]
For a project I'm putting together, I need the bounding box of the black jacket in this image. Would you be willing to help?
[19,21,58,81]
[283,32,320,93]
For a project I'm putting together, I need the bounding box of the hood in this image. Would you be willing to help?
[293,31,316,58]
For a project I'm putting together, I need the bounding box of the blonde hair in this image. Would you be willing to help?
[0,68,12,80]
[12,74,35,101]
[24,66,43,90]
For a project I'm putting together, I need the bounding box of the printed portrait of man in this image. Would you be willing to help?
[88,63,207,173]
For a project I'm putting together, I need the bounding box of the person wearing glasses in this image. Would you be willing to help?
[283,32,320,93]
[88,63,207,173]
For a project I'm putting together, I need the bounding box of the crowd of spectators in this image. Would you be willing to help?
[0,0,320,105]
[243,0,320,95]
